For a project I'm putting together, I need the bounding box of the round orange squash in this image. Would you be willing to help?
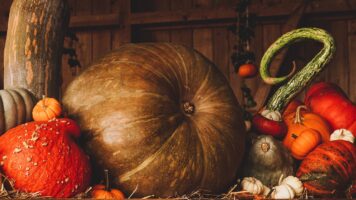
[63,43,246,197]
[290,129,321,159]
[283,105,331,149]
[91,170,125,200]
[32,96,62,121]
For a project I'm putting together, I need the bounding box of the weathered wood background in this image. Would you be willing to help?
[0,0,355,109]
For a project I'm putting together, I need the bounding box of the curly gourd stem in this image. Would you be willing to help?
[260,28,335,112]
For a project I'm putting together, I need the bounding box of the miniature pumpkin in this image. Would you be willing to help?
[241,177,265,195]
[238,63,257,78]
[62,43,246,197]
[271,184,295,199]
[283,106,331,150]
[305,82,356,136]
[290,129,321,160]
[92,185,125,200]
[280,176,304,196]
[0,118,92,197]
[242,135,294,187]
[91,170,125,200]
[32,96,62,121]
[297,140,356,196]
[330,129,354,143]
[0,88,36,134]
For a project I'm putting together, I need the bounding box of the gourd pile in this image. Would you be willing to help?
[0,17,354,199]
[241,28,356,199]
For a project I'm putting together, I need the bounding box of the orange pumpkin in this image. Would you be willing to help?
[91,185,125,200]
[32,96,62,121]
[290,129,321,159]
[91,170,125,200]
[238,63,258,78]
[283,105,331,150]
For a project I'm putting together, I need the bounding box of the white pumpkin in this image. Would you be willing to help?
[280,176,304,197]
[271,184,295,199]
[330,129,354,143]
[241,177,265,195]
[261,110,282,122]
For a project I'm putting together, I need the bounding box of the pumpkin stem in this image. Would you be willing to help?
[294,105,308,124]
[104,169,110,191]
[261,142,270,152]
[182,101,195,115]
[41,95,47,109]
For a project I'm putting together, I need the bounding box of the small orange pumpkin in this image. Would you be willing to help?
[283,105,331,149]
[238,63,258,78]
[32,96,62,121]
[91,170,125,200]
[290,129,321,159]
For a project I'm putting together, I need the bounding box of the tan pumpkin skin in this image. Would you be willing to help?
[63,43,246,197]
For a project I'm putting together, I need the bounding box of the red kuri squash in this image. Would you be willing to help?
[305,82,356,136]
[0,118,91,197]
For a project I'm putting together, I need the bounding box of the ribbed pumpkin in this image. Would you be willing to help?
[283,105,331,150]
[62,43,246,197]
[297,140,356,196]
[0,88,36,134]
[32,96,62,121]
[290,129,321,160]
[305,82,356,136]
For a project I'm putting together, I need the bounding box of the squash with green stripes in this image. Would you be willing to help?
[253,28,335,137]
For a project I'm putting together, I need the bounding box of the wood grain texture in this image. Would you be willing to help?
[111,0,131,50]
[171,29,193,47]
[75,0,92,68]
[213,27,229,79]
[245,25,263,97]
[92,0,111,61]
[4,0,70,99]
[348,19,356,102]
[327,20,349,92]
[193,28,213,60]
[228,31,243,104]
[60,0,76,97]
[0,36,5,89]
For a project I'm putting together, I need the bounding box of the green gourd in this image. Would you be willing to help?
[260,27,335,112]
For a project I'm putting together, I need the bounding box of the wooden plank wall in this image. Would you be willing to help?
[0,0,355,106]
[60,0,128,97]
[132,0,356,105]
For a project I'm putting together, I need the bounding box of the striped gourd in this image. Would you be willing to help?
[260,28,335,112]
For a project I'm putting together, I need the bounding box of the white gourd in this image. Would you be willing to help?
[241,177,265,195]
[280,176,304,197]
[261,110,282,122]
[330,129,354,143]
[271,184,295,199]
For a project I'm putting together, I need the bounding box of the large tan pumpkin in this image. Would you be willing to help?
[62,43,246,197]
